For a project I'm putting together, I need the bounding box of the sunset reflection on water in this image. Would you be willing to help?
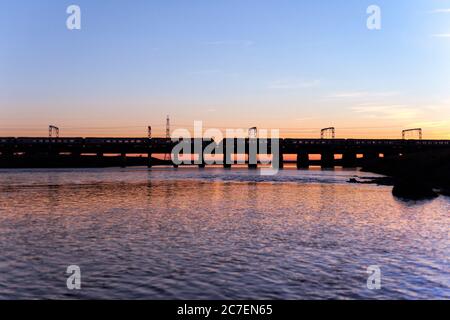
[0,168,448,299]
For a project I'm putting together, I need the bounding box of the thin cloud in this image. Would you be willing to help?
[205,40,255,47]
[330,91,399,99]
[423,104,450,112]
[295,117,315,121]
[332,92,370,98]
[407,120,449,128]
[351,104,420,120]
[189,69,222,75]
[268,79,320,89]
[431,34,450,38]
[428,8,450,13]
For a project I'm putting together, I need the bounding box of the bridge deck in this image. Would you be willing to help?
[1,137,449,150]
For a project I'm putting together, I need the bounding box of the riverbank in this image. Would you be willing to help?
[362,150,450,199]
[0,154,172,168]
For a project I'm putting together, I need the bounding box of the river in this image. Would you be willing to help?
[0,167,448,299]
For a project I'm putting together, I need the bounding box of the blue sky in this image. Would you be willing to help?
[1,0,449,138]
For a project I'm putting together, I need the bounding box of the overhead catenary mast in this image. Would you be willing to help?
[49,125,59,138]
[320,127,335,139]
[402,128,422,140]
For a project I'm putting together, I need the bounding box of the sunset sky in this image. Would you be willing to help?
[1,0,450,138]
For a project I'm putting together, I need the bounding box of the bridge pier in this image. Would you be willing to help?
[383,151,399,159]
[271,151,284,169]
[247,157,258,169]
[297,152,309,169]
[223,146,232,169]
[321,152,335,168]
[48,150,59,158]
[147,153,152,168]
[247,162,258,169]
[0,151,14,164]
[364,152,379,163]
[342,152,357,168]
[170,150,179,168]
[120,153,126,168]
[198,154,206,168]
[71,151,81,157]
[71,152,81,165]
[1,150,13,157]
[248,140,258,169]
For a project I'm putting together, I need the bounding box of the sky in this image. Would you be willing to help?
[1,0,450,138]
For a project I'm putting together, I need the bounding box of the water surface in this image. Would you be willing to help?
[0,167,448,299]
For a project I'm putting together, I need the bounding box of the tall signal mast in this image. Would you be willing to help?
[166,115,170,138]
[164,116,171,161]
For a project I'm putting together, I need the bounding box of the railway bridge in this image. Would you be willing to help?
[1,137,449,168]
